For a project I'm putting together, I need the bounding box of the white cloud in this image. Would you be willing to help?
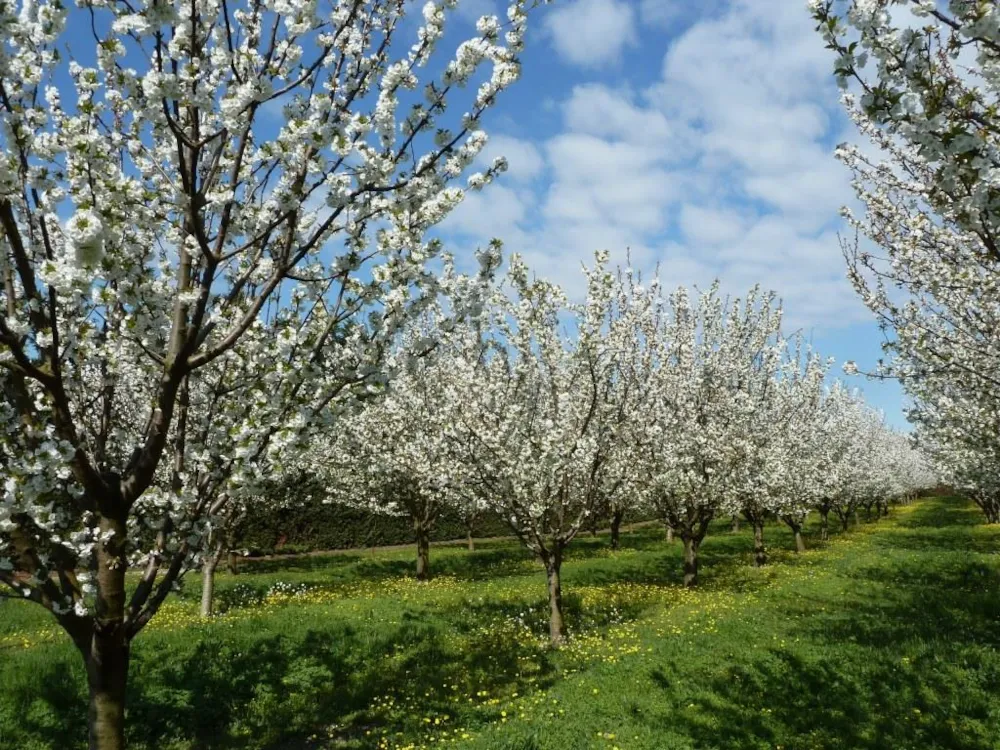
[634,0,868,327]
[440,0,873,331]
[441,184,532,242]
[561,84,675,149]
[678,205,748,247]
[543,0,637,68]
[544,134,677,235]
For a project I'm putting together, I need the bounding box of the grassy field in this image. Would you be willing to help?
[1,497,999,750]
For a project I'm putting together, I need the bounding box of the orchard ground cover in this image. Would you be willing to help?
[1,497,998,750]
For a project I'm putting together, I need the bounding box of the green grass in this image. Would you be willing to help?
[1,498,999,750]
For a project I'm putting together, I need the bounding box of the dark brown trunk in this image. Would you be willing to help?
[682,536,699,587]
[226,550,239,574]
[87,510,130,750]
[753,522,766,567]
[86,635,129,750]
[415,524,430,581]
[610,509,624,550]
[545,556,566,646]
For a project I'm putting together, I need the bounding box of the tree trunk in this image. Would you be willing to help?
[87,510,130,750]
[226,550,239,574]
[200,541,224,618]
[841,514,850,532]
[731,515,740,533]
[415,524,430,581]
[610,509,624,550]
[753,522,766,567]
[666,525,674,543]
[86,635,129,750]
[682,535,699,587]
[467,529,475,552]
[545,556,566,646]
[793,526,805,553]
[820,509,829,541]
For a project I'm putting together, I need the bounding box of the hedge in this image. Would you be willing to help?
[232,496,512,556]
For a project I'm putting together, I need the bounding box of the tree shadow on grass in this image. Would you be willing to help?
[130,613,562,750]
[2,503,949,750]
[872,500,1000,555]
[638,501,1000,750]
[0,645,88,750]
[893,498,983,529]
[1,605,564,750]
[650,644,999,750]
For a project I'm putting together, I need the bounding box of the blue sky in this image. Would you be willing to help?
[433,0,910,428]
[52,0,909,427]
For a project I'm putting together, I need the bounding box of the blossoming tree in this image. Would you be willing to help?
[726,344,830,564]
[0,0,538,746]
[311,302,494,581]
[812,0,994,519]
[638,284,785,586]
[441,252,643,645]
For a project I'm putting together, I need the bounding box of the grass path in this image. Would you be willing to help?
[1,498,998,750]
